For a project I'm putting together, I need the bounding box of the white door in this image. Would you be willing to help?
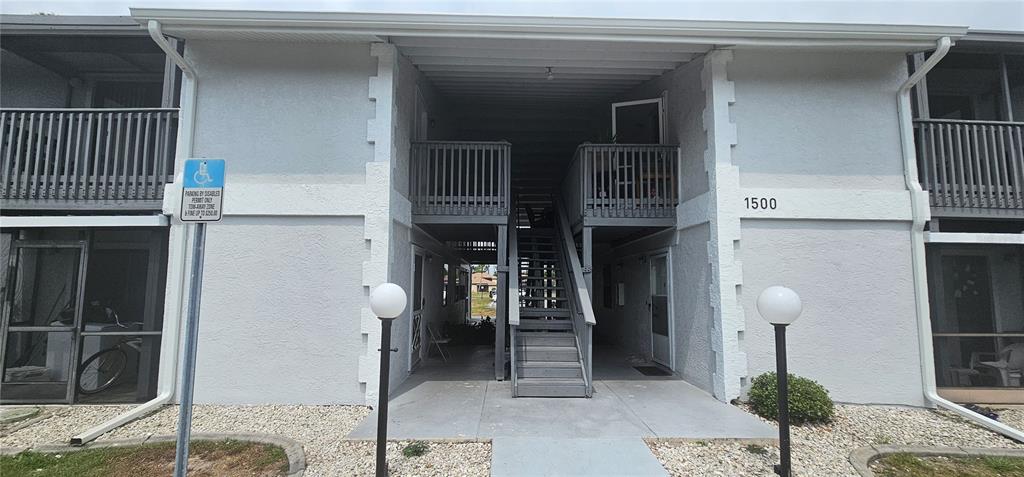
[650,253,672,367]
[410,252,425,370]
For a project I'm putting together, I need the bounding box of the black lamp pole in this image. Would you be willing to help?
[774,323,792,477]
[376,318,397,477]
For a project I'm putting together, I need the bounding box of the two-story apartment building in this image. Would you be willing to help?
[0,8,1021,440]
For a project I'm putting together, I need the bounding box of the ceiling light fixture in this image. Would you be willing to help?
[545,66,555,81]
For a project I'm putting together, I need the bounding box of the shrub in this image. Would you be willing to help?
[402,441,429,458]
[747,372,834,425]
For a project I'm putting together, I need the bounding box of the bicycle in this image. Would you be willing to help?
[76,306,145,395]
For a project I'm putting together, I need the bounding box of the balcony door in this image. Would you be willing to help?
[612,96,665,144]
[1,239,88,403]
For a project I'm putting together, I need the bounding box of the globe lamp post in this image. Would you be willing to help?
[369,283,407,477]
[756,286,803,477]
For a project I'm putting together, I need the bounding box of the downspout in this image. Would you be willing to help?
[899,36,1024,443]
[71,20,199,445]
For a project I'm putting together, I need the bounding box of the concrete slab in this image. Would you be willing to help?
[490,437,669,477]
[478,381,652,438]
[348,378,487,439]
[348,345,775,441]
[604,380,777,439]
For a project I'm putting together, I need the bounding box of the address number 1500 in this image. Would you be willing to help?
[744,197,777,210]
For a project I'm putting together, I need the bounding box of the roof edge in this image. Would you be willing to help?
[0,14,145,35]
[129,8,967,48]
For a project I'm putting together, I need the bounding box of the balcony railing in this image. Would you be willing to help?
[1,108,178,209]
[410,141,511,220]
[562,143,679,225]
[914,119,1023,212]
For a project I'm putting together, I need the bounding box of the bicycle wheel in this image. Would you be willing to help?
[77,347,128,395]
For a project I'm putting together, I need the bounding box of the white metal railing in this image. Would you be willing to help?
[554,199,595,396]
[914,119,1024,210]
[410,141,511,217]
[563,143,680,223]
[1,108,178,208]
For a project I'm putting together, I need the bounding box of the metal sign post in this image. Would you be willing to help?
[173,159,224,477]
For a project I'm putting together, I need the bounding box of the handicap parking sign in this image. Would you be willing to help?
[180,159,225,222]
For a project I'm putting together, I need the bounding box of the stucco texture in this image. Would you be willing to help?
[193,216,368,404]
[0,49,68,108]
[729,50,908,190]
[187,40,375,180]
[739,219,925,406]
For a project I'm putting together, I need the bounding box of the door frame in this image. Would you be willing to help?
[611,94,667,144]
[408,246,427,371]
[647,248,675,369]
[0,238,90,404]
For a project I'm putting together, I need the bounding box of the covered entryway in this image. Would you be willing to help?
[397,35,714,398]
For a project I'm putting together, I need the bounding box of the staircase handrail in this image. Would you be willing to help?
[554,200,596,326]
[508,212,520,327]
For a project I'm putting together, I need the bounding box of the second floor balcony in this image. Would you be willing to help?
[1,108,178,210]
[562,143,680,228]
[914,120,1023,216]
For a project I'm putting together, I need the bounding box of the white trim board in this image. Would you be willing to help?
[0,215,169,228]
[924,232,1024,245]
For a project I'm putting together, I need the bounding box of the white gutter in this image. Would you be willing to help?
[898,36,1024,443]
[70,20,198,446]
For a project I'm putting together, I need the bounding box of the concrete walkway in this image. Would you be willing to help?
[349,346,775,476]
[490,437,669,477]
[348,346,775,440]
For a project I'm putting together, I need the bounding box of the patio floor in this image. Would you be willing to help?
[347,345,776,440]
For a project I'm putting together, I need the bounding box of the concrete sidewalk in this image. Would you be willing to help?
[347,347,774,440]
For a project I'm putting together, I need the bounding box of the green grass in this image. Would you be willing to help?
[0,439,289,477]
[471,291,494,317]
[874,452,1024,477]
[402,441,430,457]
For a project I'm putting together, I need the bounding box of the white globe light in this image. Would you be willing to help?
[756,286,803,325]
[370,283,407,319]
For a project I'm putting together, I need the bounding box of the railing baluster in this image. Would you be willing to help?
[996,125,1011,209]
[40,113,54,199]
[159,112,173,198]
[131,112,143,199]
[1,113,10,198]
[1012,126,1024,207]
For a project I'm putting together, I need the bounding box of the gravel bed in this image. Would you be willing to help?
[1,404,490,476]
[997,407,1024,432]
[648,403,1024,477]
[0,405,134,447]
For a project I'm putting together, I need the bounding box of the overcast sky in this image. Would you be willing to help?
[2,0,1022,32]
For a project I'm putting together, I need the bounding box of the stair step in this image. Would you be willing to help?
[516,378,588,398]
[518,319,572,331]
[517,345,578,362]
[517,362,583,379]
[521,296,568,302]
[520,257,557,262]
[521,285,564,290]
[520,308,570,317]
[517,334,576,346]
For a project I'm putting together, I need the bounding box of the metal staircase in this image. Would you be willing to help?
[509,196,595,398]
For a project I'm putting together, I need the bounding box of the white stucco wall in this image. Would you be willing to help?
[178,39,386,405]
[740,220,925,405]
[188,40,376,180]
[0,49,68,108]
[194,216,368,404]
[730,51,907,190]
[728,50,925,405]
